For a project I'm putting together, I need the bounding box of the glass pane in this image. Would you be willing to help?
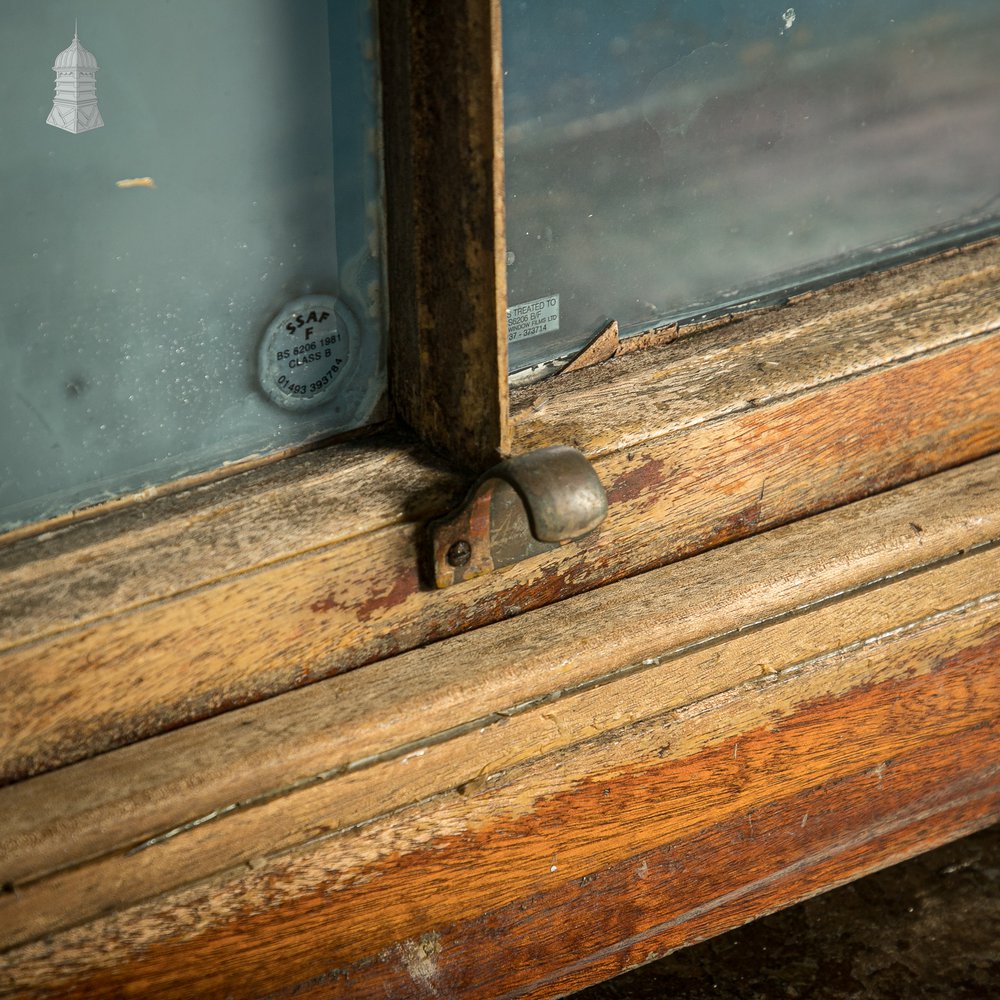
[503,1,1000,372]
[0,0,384,532]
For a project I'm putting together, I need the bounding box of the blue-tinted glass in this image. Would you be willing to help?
[503,1,1000,371]
[0,0,384,532]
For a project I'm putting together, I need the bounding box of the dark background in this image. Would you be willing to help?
[570,824,999,998]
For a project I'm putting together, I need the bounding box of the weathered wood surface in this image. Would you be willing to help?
[1,469,996,995]
[1,245,998,785]
[2,552,996,953]
[381,0,510,467]
[303,762,998,1000]
[0,435,460,651]
[510,238,1000,453]
[2,456,997,895]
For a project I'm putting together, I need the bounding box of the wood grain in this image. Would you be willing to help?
[0,433,460,651]
[381,0,510,467]
[1,245,998,785]
[299,769,999,1000]
[3,454,997,883]
[2,463,998,934]
[511,238,1000,454]
[3,538,996,995]
[2,557,996,950]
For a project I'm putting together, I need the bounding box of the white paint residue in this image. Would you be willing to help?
[781,8,797,33]
[398,933,442,995]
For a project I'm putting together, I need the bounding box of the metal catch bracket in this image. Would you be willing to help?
[428,446,608,589]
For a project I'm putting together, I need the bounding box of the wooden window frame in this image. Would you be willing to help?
[2,1,998,995]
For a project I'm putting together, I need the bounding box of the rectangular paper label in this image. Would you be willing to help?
[506,294,560,342]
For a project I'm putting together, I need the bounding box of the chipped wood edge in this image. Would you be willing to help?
[511,236,1000,453]
[560,320,620,374]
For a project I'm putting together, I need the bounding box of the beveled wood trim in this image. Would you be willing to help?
[2,460,997,995]
[2,246,998,785]
[3,456,995,895]
[511,237,1000,453]
[381,0,510,467]
[4,553,997,951]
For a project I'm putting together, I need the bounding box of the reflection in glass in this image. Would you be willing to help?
[0,0,384,532]
[503,1,1000,371]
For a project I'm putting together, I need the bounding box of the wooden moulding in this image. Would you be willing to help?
[1,242,999,785]
[1,459,998,996]
[510,236,1000,453]
[381,0,510,467]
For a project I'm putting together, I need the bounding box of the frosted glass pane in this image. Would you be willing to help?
[503,1,1000,372]
[0,0,384,532]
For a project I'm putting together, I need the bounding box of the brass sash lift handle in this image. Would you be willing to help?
[428,446,609,589]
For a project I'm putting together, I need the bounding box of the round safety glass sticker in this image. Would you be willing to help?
[258,295,359,411]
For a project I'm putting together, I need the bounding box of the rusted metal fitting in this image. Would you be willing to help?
[427,446,608,589]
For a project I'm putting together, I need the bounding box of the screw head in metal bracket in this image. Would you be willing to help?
[427,446,608,589]
[446,540,472,567]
